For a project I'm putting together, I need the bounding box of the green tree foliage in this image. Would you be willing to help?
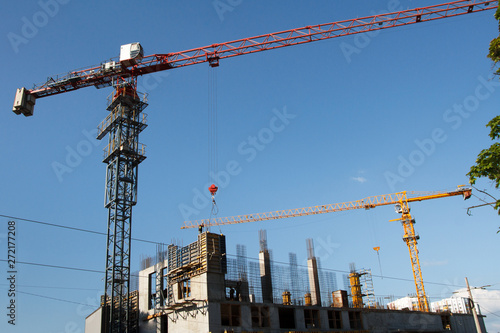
[467,8,500,216]
[468,116,500,213]
[488,7,500,74]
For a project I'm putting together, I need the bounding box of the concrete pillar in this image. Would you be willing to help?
[307,257,321,306]
[259,250,273,303]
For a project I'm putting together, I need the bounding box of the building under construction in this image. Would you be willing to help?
[11,1,495,332]
[85,230,486,333]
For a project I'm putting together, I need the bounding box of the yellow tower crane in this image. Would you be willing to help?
[181,186,472,312]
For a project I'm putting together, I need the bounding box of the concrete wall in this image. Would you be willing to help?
[138,264,155,333]
[340,310,350,330]
[138,316,158,333]
[307,257,321,306]
[319,308,329,329]
[362,310,486,333]
[206,272,226,301]
[268,306,280,329]
[294,307,306,330]
[362,310,443,332]
[449,313,487,333]
[166,302,211,333]
[166,273,226,333]
[138,259,169,333]
[200,302,486,333]
[168,273,210,332]
[85,307,103,333]
[259,251,273,303]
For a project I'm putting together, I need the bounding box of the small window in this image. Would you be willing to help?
[278,307,295,329]
[348,310,362,329]
[304,308,320,328]
[178,279,191,299]
[221,303,241,327]
[148,272,156,310]
[251,306,270,328]
[160,315,168,333]
[328,310,342,329]
[161,268,167,305]
[221,304,230,326]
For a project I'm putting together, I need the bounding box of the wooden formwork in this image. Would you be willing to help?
[199,232,226,274]
[166,232,227,285]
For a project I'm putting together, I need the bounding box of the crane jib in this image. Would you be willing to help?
[181,187,472,229]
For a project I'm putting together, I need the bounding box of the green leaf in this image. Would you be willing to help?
[487,115,500,140]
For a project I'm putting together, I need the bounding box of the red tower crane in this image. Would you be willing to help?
[12,1,496,332]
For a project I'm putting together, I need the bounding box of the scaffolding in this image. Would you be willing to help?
[360,268,376,308]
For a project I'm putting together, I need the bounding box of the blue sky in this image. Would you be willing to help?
[1,0,500,332]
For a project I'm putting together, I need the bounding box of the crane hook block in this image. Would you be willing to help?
[209,184,218,196]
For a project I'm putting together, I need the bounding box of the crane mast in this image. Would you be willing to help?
[397,193,429,312]
[11,1,494,331]
[182,187,472,312]
[97,78,148,332]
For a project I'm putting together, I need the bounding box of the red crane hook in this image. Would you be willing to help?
[209,184,218,196]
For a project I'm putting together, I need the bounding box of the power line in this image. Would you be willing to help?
[0,213,164,245]
[1,256,468,291]
[0,215,479,290]
[479,305,500,318]
[0,259,103,274]
[17,290,96,307]
[0,283,99,291]
[0,259,147,280]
